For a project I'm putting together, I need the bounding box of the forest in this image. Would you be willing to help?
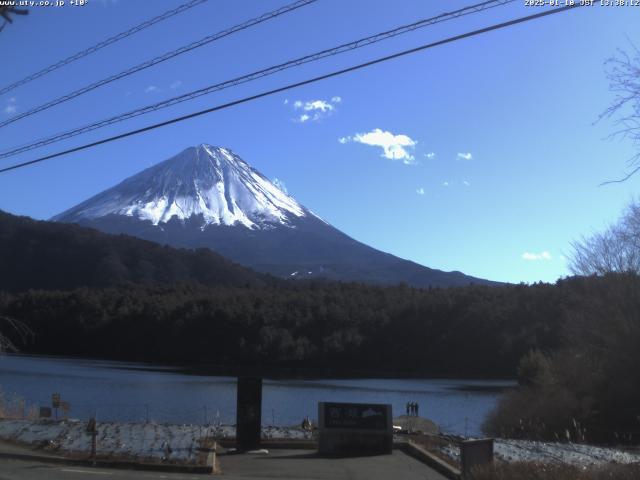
[0,210,269,292]
[0,274,625,378]
[2,209,640,443]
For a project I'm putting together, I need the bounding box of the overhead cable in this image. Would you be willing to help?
[0,0,516,159]
[0,4,582,175]
[0,0,317,128]
[0,0,209,96]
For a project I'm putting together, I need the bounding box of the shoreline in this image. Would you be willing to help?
[4,352,518,382]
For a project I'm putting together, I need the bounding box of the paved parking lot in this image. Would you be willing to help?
[218,448,449,480]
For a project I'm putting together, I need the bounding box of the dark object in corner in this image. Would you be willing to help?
[236,377,262,451]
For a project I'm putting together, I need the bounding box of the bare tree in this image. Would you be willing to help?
[569,198,640,275]
[600,43,640,184]
[0,315,31,354]
[0,7,28,32]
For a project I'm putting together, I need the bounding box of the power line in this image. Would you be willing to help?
[0,0,208,96]
[0,0,517,160]
[0,4,582,175]
[0,0,317,129]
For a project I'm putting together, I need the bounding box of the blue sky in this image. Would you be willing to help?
[0,0,638,284]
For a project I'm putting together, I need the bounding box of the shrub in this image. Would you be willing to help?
[469,462,640,480]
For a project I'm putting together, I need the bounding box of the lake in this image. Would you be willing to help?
[0,354,514,436]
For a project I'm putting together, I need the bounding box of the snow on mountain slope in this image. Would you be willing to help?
[52,144,308,229]
[53,143,497,288]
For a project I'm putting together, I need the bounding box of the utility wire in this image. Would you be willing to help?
[0,0,317,129]
[0,0,516,160]
[0,4,582,175]
[0,0,208,96]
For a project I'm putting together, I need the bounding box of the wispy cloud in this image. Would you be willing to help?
[457,152,473,160]
[442,181,449,187]
[289,96,341,123]
[170,80,182,90]
[463,180,470,186]
[425,152,436,159]
[3,97,17,115]
[339,128,417,164]
[416,187,425,195]
[144,85,159,94]
[272,178,288,194]
[522,251,552,261]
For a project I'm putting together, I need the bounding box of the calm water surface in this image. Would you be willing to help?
[0,355,514,436]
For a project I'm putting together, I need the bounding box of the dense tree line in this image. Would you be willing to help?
[0,275,619,378]
[0,211,269,291]
[484,273,640,444]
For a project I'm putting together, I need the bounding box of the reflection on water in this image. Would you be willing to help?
[0,354,514,436]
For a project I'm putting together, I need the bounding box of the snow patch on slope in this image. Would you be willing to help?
[53,144,312,230]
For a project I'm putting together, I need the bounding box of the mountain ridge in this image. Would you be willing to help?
[53,144,497,288]
[0,210,270,292]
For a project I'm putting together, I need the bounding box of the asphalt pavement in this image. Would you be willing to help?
[0,457,205,480]
[0,438,449,480]
[217,448,449,480]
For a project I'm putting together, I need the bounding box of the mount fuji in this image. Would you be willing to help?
[53,144,493,287]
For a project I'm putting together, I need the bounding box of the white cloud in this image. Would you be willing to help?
[283,99,289,105]
[340,128,417,164]
[425,152,436,159]
[272,178,288,194]
[463,180,470,186]
[293,99,339,112]
[416,187,425,195]
[443,181,449,187]
[289,96,342,123]
[144,85,159,94]
[522,251,552,261]
[170,80,182,90]
[457,152,473,160]
[303,100,334,112]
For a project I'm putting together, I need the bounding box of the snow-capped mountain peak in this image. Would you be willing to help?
[53,144,309,229]
[52,143,495,288]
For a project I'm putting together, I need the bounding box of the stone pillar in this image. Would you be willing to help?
[236,377,262,451]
